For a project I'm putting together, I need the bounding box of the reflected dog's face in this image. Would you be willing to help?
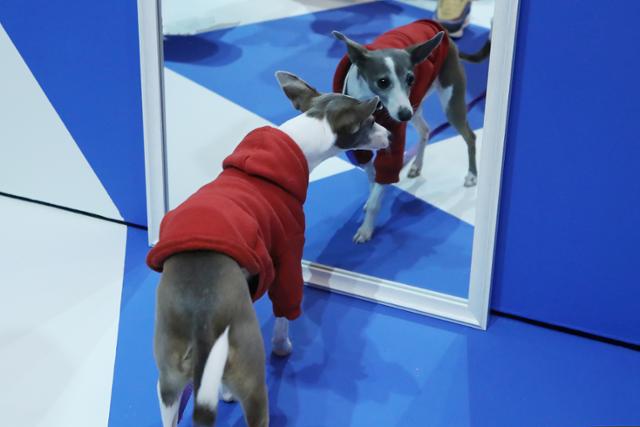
[276,71,390,151]
[332,30,444,122]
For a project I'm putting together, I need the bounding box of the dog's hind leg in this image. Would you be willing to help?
[445,85,477,187]
[408,103,430,178]
[227,377,269,427]
[437,44,478,187]
[157,375,188,427]
[223,309,269,426]
[154,275,193,427]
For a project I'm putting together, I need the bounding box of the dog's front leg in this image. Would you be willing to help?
[271,317,293,356]
[408,104,429,178]
[354,182,385,243]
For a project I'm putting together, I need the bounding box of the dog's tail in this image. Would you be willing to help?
[459,39,491,63]
[187,255,242,425]
[192,315,230,425]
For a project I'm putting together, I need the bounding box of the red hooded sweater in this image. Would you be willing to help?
[147,127,309,320]
[333,20,449,184]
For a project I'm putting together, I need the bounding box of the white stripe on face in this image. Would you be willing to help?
[383,57,413,121]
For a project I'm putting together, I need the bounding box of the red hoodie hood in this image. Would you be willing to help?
[146,126,309,320]
[223,126,309,204]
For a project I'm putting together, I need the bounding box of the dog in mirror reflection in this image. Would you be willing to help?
[333,20,478,243]
[147,71,390,427]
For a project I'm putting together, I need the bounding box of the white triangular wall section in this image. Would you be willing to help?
[0,24,122,220]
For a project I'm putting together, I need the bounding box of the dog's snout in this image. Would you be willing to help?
[398,107,412,122]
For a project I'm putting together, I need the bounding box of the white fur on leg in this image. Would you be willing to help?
[355,183,385,243]
[271,317,293,357]
[196,326,230,411]
[464,171,478,187]
[219,383,236,403]
[157,381,180,427]
[408,105,430,178]
[364,161,376,189]
[362,162,376,211]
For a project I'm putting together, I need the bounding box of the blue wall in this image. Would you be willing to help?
[0,0,147,226]
[492,0,640,344]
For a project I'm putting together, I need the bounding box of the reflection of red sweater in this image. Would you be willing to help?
[333,20,449,184]
[147,127,309,320]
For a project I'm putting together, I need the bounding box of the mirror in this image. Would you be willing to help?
[141,0,519,328]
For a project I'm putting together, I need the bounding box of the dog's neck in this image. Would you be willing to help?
[344,65,377,101]
[278,114,338,172]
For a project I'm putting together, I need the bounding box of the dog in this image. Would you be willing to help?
[332,20,478,243]
[147,71,389,427]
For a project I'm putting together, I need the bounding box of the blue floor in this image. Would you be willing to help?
[304,168,472,297]
[109,227,640,427]
[164,1,489,295]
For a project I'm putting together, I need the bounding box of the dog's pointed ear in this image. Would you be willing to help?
[406,31,445,65]
[275,71,321,112]
[332,31,369,66]
[357,96,380,120]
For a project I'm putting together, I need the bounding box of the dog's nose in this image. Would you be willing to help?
[398,107,412,121]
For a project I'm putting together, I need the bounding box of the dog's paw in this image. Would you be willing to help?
[353,225,374,243]
[464,172,478,187]
[407,163,422,178]
[272,338,293,357]
[219,384,236,403]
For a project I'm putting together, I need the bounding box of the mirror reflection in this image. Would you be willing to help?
[161,0,495,299]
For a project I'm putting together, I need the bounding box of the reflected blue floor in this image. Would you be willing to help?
[109,228,640,427]
[305,168,472,297]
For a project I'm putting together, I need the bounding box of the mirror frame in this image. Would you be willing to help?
[138,0,520,329]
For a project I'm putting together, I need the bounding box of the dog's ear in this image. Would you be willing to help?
[357,96,380,120]
[406,31,445,65]
[275,71,321,112]
[332,31,369,66]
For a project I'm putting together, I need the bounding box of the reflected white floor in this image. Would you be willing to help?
[162,0,376,34]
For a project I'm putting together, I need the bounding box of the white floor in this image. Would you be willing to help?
[161,0,494,35]
[0,197,126,427]
[162,0,376,35]
[395,130,482,225]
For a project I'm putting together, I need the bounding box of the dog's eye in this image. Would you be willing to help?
[406,74,415,86]
[377,78,390,89]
